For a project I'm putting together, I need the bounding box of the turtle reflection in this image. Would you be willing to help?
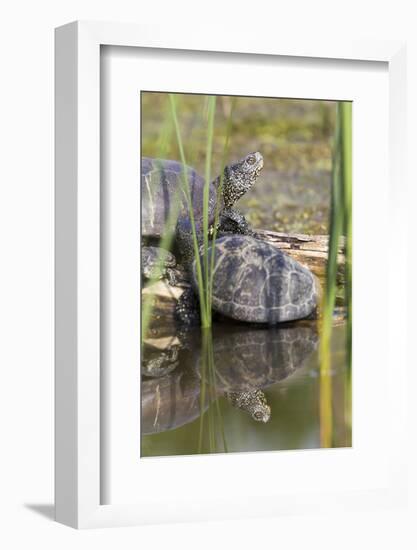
[141,324,318,435]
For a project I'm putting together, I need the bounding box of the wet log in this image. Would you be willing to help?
[254,229,345,286]
[142,229,346,326]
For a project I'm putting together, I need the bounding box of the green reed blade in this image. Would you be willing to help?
[319,101,345,447]
[341,102,352,376]
[196,328,228,454]
[208,97,236,308]
[198,328,209,453]
[206,329,228,453]
[208,401,215,453]
[340,102,352,444]
[169,94,209,326]
[203,96,216,322]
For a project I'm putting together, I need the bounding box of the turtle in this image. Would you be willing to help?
[178,235,320,325]
[141,344,180,378]
[141,324,318,434]
[141,246,178,286]
[141,153,263,281]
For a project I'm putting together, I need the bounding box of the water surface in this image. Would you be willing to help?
[141,322,351,457]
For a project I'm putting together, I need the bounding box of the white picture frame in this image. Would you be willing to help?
[55,21,407,529]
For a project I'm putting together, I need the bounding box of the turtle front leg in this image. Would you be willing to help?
[142,245,181,286]
[166,268,178,287]
[141,351,179,378]
[218,207,253,236]
[174,288,201,327]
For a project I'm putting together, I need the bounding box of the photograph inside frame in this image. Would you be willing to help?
[140,92,351,457]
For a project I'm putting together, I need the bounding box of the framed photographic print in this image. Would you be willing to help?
[55,21,407,528]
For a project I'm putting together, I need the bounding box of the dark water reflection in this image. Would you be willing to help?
[141,322,351,457]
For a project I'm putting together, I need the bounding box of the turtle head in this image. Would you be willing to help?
[251,403,271,423]
[222,152,263,208]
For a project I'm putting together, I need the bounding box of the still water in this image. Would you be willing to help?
[141,321,351,457]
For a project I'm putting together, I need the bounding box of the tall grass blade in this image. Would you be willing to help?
[340,102,352,443]
[169,94,209,327]
[341,102,352,376]
[319,102,345,447]
[203,96,216,322]
[198,356,207,453]
[206,330,228,453]
[208,97,236,308]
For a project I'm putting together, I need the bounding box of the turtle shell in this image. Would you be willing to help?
[192,235,319,323]
[141,365,211,435]
[194,324,318,392]
[141,157,217,238]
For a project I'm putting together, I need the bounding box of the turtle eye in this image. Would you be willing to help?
[246,155,256,165]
